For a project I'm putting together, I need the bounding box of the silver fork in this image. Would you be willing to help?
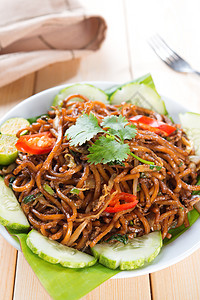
[148,34,200,76]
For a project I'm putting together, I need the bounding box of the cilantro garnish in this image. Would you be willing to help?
[65,113,104,146]
[88,136,130,164]
[101,115,137,142]
[65,112,161,167]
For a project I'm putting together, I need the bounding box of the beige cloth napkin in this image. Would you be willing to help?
[0,0,107,87]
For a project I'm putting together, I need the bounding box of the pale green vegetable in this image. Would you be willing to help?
[0,117,30,136]
[179,112,200,155]
[91,231,162,270]
[52,84,108,108]
[110,83,167,115]
[0,134,18,165]
[0,176,29,230]
[26,229,97,268]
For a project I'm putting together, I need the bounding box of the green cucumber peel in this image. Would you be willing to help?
[107,74,167,115]
[105,73,157,95]
[53,83,109,108]
[92,231,162,270]
[0,176,29,231]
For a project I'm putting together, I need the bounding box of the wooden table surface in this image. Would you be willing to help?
[0,1,200,299]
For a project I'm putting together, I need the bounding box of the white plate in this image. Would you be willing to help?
[0,81,200,279]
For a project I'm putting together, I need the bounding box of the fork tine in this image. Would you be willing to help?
[148,38,172,67]
[153,34,180,60]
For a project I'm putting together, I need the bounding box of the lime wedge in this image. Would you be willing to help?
[0,134,18,165]
[0,117,30,136]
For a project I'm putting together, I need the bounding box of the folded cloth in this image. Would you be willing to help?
[0,0,107,87]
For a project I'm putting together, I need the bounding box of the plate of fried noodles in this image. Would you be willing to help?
[0,78,200,278]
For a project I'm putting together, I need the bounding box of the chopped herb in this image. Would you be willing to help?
[8,177,15,188]
[140,172,147,178]
[179,162,183,167]
[129,220,134,226]
[179,207,184,211]
[43,183,55,195]
[108,160,126,167]
[106,234,128,245]
[27,114,49,124]
[70,188,80,195]
[149,165,162,171]
[166,137,171,141]
[137,184,141,192]
[23,193,42,204]
[130,153,154,165]
[69,149,76,156]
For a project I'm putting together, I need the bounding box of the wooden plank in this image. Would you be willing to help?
[12,1,151,300]
[0,236,17,300]
[123,1,200,300]
[0,73,35,300]
[151,248,200,300]
[0,73,35,118]
[124,0,200,113]
[13,252,52,300]
[34,59,81,93]
[82,276,151,300]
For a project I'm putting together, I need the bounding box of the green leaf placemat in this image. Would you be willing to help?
[13,232,119,300]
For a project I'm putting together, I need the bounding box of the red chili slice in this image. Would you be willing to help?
[105,192,138,213]
[129,115,176,136]
[15,131,56,155]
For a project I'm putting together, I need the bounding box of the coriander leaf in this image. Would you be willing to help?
[65,113,103,146]
[101,115,137,141]
[101,115,128,131]
[88,136,130,164]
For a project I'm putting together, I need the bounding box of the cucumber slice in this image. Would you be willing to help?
[179,112,200,155]
[0,118,30,136]
[91,231,162,270]
[53,84,109,108]
[0,134,18,165]
[26,229,97,268]
[110,83,167,115]
[0,176,29,231]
